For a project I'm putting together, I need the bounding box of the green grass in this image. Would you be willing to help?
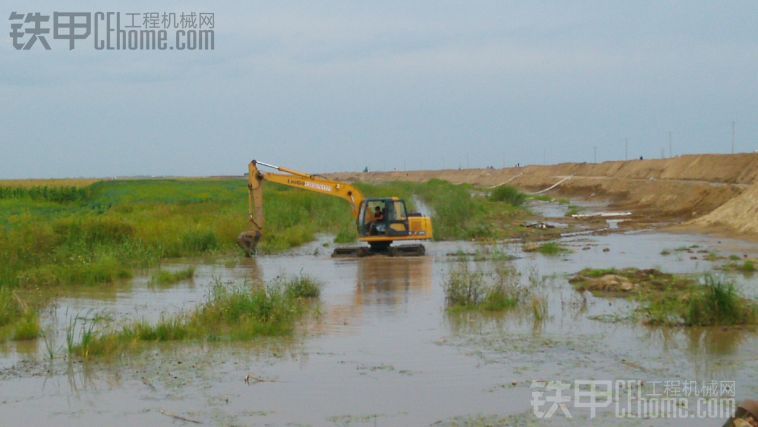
[686,276,754,325]
[0,177,532,291]
[405,180,528,240]
[720,259,757,274]
[529,194,553,202]
[536,242,569,256]
[645,275,756,326]
[71,275,321,359]
[489,185,527,206]
[150,267,195,286]
[444,264,488,309]
[444,262,543,316]
[738,260,755,272]
[571,268,756,326]
[565,205,581,217]
[12,312,40,341]
[0,185,91,203]
[0,288,23,328]
[0,179,355,288]
[0,288,41,340]
[281,274,321,299]
[353,179,531,241]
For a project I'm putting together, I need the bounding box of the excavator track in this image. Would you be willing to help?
[331,244,426,258]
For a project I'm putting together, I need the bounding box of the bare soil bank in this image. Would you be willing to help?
[329,153,758,239]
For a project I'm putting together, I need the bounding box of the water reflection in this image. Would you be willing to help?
[313,256,434,334]
[354,256,433,305]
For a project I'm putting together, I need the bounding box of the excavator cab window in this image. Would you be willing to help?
[359,199,410,237]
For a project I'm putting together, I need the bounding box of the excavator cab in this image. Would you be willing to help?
[354,197,433,255]
[359,198,410,237]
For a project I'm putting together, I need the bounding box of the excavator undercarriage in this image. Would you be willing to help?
[331,243,426,258]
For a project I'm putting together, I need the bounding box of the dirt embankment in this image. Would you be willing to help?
[691,183,758,235]
[329,153,758,238]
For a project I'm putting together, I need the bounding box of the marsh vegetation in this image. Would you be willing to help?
[570,268,757,326]
[443,260,547,319]
[69,274,321,359]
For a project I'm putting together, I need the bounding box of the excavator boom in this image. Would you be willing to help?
[238,160,365,255]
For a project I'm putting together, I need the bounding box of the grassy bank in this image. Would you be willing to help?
[71,275,321,359]
[570,268,757,326]
[0,179,353,288]
[0,178,532,290]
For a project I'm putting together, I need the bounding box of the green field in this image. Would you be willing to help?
[0,179,354,288]
[0,178,531,291]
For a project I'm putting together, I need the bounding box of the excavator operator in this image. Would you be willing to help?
[370,204,386,235]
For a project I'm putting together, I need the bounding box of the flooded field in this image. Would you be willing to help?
[0,231,756,426]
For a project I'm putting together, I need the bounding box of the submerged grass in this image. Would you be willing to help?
[537,242,569,256]
[71,275,321,358]
[150,267,195,286]
[686,276,754,325]
[645,275,756,326]
[721,260,756,273]
[444,262,545,318]
[571,268,757,326]
[523,241,570,256]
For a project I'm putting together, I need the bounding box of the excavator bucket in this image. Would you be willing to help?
[237,230,262,257]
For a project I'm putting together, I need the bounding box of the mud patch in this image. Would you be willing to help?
[569,268,693,295]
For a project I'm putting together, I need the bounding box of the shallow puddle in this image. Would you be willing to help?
[0,232,755,425]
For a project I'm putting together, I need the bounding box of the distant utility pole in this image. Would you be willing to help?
[593,146,597,163]
[543,148,547,164]
[668,131,672,158]
[732,121,736,154]
[624,138,628,161]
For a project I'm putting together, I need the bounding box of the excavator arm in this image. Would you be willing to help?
[238,160,365,256]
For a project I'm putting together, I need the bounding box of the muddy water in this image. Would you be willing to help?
[0,232,756,426]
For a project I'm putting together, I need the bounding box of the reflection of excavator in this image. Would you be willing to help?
[237,160,433,257]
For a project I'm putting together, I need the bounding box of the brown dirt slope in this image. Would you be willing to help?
[692,183,758,234]
[329,153,758,238]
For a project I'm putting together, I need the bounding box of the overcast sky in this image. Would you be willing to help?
[2,1,757,178]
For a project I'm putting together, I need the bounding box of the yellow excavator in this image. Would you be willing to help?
[237,160,433,257]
